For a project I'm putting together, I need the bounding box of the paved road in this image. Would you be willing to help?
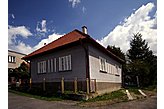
[8,92,157,109]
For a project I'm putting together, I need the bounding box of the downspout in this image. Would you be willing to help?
[79,38,90,93]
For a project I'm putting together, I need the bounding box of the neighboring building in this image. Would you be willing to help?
[8,50,27,84]
[8,50,26,70]
[23,26,124,94]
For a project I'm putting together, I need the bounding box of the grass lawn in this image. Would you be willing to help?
[127,88,141,95]
[142,85,157,92]
[78,89,129,107]
[87,89,128,102]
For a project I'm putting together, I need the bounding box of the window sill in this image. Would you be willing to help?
[8,62,16,64]
[59,70,72,72]
[115,74,120,76]
[108,73,120,76]
[100,70,107,73]
[37,73,46,75]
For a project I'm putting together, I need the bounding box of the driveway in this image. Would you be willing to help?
[8,92,157,109]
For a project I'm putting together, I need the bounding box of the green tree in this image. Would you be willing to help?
[107,45,125,60]
[9,62,30,81]
[127,33,156,87]
[18,62,30,79]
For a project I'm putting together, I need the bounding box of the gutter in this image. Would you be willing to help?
[79,38,90,93]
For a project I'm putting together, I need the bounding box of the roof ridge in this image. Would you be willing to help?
[51,29,78,43]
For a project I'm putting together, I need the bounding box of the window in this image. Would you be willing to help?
[115,65,121,75]
[107,64,116,74]
[59,55,72,71]
[38,61,46,74]
[48,60,50,72]
[47,58,57,73]
[54,58,56,72]
[99,56,106,72]
[51,59,53,72]
[108,64,111,73]
[8,55,16,63]
[112,65,115,74]
[8,56,11,62]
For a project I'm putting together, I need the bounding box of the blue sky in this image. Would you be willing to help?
[8,0,157,54]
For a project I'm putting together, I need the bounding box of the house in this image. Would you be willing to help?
[8,50,27,71]
[8,50,27,84]
[23,26,124,94]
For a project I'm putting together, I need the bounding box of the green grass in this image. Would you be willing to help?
[9,89,63,101]
[142,85,157,92]
[86,89,128,102]
[128,88,140,95]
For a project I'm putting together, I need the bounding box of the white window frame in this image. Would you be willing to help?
[54,58,56,72]
[47,60,50,72]
[59,57,61,71]
[99,56,107,72]
[38,61,46,74]
[8,56,11,62]
[115,64,121,75]
[51,59,53,72]
[13,56,16,63]
[8,55,16,63]
[59,55,72,71]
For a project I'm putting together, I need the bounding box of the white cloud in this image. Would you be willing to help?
[82,6,86,13]
[33,33,64,50]
[98,2,157,54]
[11,14,15,19]
[9,41,33,55]
[8,25,64,54]
[8,25,32,45]
[36,19,47,33]
[69,0,81,8]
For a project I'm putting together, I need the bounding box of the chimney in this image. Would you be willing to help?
[82,26,88,34]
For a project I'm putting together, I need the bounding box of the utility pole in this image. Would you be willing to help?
[136,76,140,87]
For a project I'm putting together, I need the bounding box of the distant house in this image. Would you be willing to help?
[8,50,27,71]
[23,26,124,94]
[8,50,28,84]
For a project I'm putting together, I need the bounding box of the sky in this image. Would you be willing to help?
[8,0,157,55]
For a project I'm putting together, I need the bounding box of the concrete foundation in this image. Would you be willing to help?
[96,82,121,95]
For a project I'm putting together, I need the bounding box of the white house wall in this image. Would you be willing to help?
[88,44,122,83]
[8,51,26,69]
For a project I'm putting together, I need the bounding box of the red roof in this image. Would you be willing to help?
[23,29,86,59]
[23,29,124,63]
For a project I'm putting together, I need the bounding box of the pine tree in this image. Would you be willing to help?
[107,45,125,60]
[127,33,156,87]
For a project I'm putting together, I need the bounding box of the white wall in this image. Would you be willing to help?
[8,51,26,69]
[88,44,122,83]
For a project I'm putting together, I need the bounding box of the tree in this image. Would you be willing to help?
[107,45,125,60]
[9,62,30,81]
[127,33,157,87]
[18,62,30,79]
